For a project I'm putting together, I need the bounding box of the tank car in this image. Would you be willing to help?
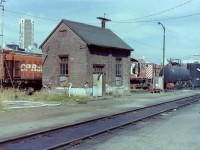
[159,66,191,88]
[159,66,190,83]
[0,50,42,90]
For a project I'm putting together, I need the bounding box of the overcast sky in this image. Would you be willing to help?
[1,0,200,64]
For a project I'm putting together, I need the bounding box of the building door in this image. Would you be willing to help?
[93,65,105,97]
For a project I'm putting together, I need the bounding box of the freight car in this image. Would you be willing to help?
[159,59,192,89]
[130,58,162,90]
[187,63,200,87]
[0,50,42,90]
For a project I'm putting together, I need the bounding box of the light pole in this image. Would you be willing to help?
[0,0,4,49]
[0,0,5,91]
[158,22,165,91]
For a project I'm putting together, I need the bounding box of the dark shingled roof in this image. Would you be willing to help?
[40,19,133,50]
[63,19,133,50]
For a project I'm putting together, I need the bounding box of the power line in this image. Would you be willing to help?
[3,2,200,26]
[112,0,194,23]
[113,30,161,50]
[111,11,200,23]
[4,9,60,21]
[4,7,161,50]
[4,9,100,25]
[3,1,198,25]
[137,12,200,23]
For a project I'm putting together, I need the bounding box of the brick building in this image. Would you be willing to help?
[40,19,133,96]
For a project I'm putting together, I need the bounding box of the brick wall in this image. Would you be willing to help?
[89,46,131,89]
[42,23,131,93]
[42,23,88,88]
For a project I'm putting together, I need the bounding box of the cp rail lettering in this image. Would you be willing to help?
[21,64,42,72]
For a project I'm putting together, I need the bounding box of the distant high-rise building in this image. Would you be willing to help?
[19,19,34,49]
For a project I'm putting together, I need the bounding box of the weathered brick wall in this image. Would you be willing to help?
[42,23,88,88]
[41,22,131,93]
[89,46,131,90]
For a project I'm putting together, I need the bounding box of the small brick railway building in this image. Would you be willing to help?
[40,19,133,96]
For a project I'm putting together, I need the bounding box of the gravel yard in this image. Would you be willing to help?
[0,89,200,141]
[69,100,200,150]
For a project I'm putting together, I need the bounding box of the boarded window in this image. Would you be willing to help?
[59,56,69,86]
[59,30,67,37]
[115,58,122,86]
[59,56,68,75]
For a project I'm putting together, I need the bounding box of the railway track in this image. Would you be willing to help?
[0,94,200,150]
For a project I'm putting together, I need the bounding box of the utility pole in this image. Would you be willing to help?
[97,13,111,28]
[158,22,166,92]
[0,0,5,92]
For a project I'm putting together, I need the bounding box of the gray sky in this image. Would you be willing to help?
[1,0,200,64]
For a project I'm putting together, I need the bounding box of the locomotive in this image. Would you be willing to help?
[130,57,162,90]
[130,58,193,90]
[0,50,42,90]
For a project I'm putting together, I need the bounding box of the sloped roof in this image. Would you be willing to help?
[40,19,133,51]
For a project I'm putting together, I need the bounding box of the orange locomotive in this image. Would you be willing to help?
[0,50,42,90]
[130,57,162,90]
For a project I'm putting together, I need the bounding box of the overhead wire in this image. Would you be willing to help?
[3,0,199,49]
[4,9,60,21]
[112,0,194,22]
[4,9,100,25]
[3,2,198,64]
[5,8,200,26]
[3,0,197,24]
[112,12,200,23]
[113,30,162,50]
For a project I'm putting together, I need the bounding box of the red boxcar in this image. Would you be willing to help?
[0,50,42,90]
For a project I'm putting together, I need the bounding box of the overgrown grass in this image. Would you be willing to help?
[0,88,92,109]
[0,89,16,109]
[0,89,17,101]
[19,91,91,102]
[0,101,3,109]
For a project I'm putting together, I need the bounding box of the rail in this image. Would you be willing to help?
[0,94,199,150]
